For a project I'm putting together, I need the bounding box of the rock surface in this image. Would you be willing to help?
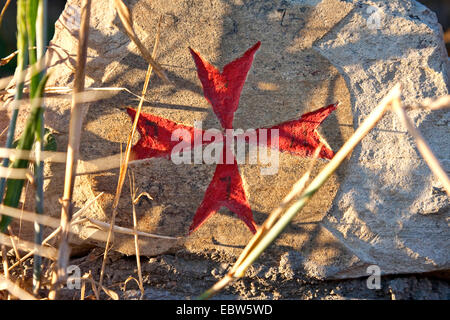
[315,0,450,278]
[2,0,448,280]
[46,0,357,262]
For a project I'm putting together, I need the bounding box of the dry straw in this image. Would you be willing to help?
[0,0,12,28]
[1,86,153,107]
[0,275,36,300]
[98,9,163,289]
[129,171,145,298]
[392,97,450,196]
[49,0,92,299]
[0,232,57,260]
[199,84,450,299]
[113,0,170,84]
[198,84,403,299]
[411,95,450,111]
[7,192,104,272]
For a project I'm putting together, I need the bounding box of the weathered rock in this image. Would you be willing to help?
[315,0,450,278]
[77,0,356,260]
[4,0,448,279]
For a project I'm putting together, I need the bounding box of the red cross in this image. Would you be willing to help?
[127,42,337,234]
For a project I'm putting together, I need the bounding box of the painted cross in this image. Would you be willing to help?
[127,42,337,234]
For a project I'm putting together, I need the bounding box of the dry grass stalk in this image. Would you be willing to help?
[101,284,119,300]
[6,193,104,272]
[129,171,144,298]
[134,191,153,202]
[410,95,450,110]
[7,232,56,272]
[0,140,167,180]
[0,148,131,170]
[1,196,173,273]
[113,0,169,84]
[81,272,100,300]
[43,86,154,103]
[0,51,17,67]
[1,245,9,299]
[43,86,152,104]
[426,95,450,110]
[75,155,151,176]
[8,225,65,271]
[50,0,92,300]
[70,273,118,300]
[0,166,32,179]
[0,204,63,229]
[76,154,148,176]
[80,277,86,300]
[1,245,8,279]
[122,276,140,291]
[1,85,152,106]
[391,97,450,196]
[0,0,12,28]
[7,226,21,262]
[199,84,402,299]
[1,149,173,178]
[0,127,8,139]
[231,144,323,274]
[85,218,178,240]
[0,232,57,260]
[0,48,44,71]
[0,275,36,300]
[98,15,162,289]
[231,84,401,278]
[258,143,322,230]
[0,147,67,163]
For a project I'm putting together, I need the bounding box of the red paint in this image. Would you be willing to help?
[256,103,337,160]
[189,42,261,129]
[127,42,338,235]
[188,42,261,233]
[189,144,256,234]
[127,108,206,159]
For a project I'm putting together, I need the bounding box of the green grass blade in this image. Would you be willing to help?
[32,0,48,293]
[0,0,29,202]
[0,74,49,232]
[26,0,39,94]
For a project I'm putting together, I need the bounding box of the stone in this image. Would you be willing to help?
[315,0,450,278]
[87,0,356,260]
[39,0,355,258]
[2,0,449,280]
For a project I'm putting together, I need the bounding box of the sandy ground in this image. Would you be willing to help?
[66,249,450,300]
[5,247,448,300]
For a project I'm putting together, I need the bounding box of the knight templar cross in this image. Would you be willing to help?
[127,42,337,234]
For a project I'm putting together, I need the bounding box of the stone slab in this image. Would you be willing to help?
[1,0,448,279]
